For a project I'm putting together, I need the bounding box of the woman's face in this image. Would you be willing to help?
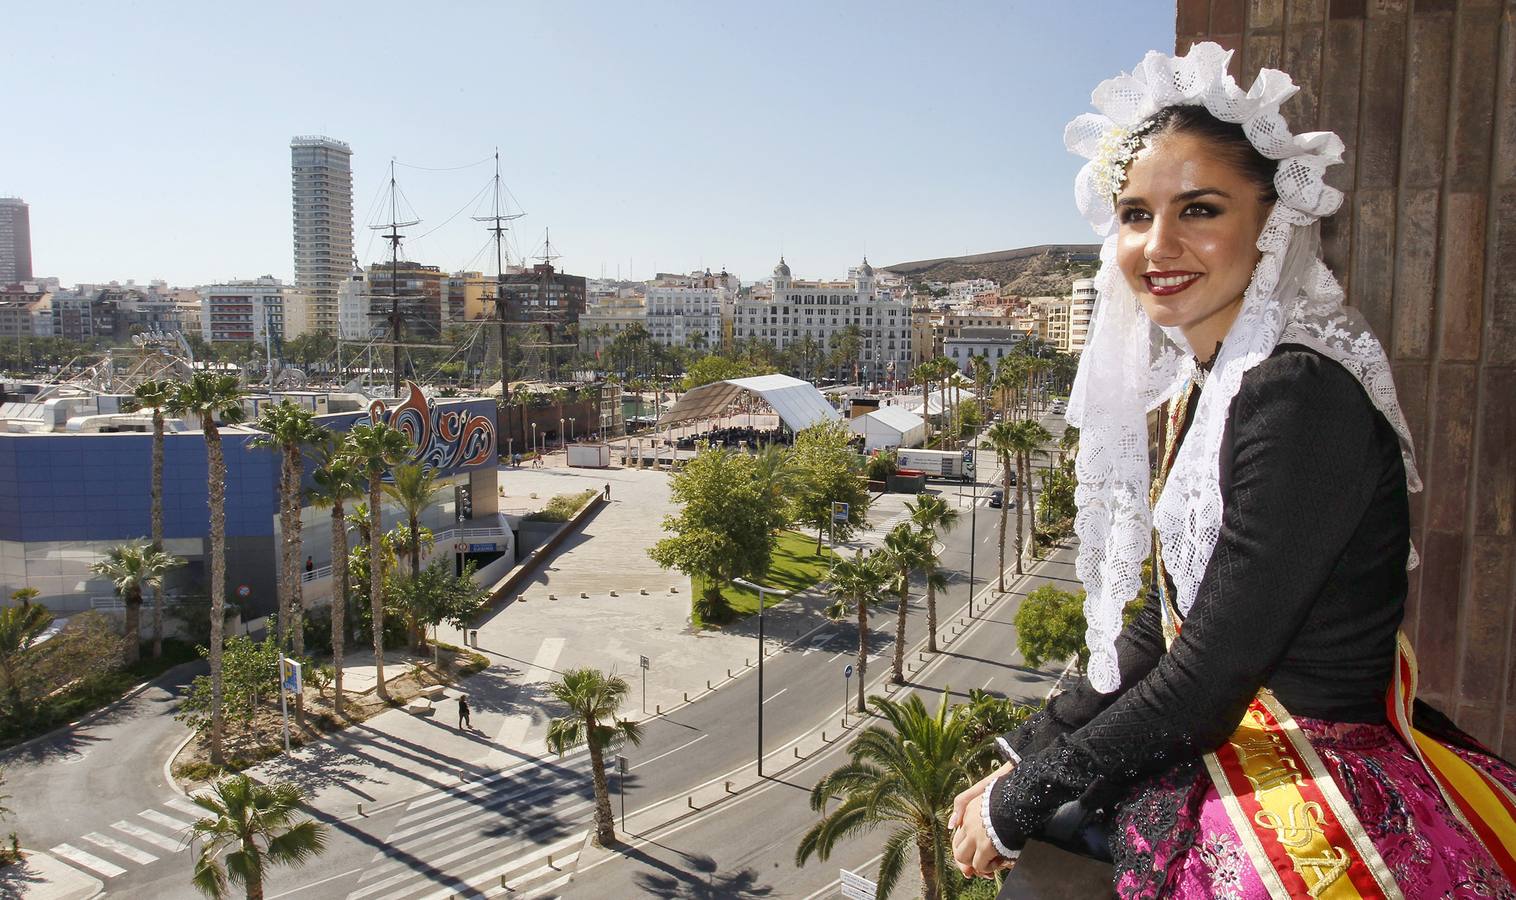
[1114,131,1273,356]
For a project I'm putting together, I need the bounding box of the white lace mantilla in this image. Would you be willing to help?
[1063,43,1422,693]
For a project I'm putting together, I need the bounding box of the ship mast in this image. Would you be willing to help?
[369,160,420,397]
[471,150,525,396]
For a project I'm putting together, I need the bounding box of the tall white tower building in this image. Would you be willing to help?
[290,136,353,335]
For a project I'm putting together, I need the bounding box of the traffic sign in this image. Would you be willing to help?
[639,655,650,670]
[832,501,849,523]
[839,868,877,900]
[280,657,302,694]
[844,664,854,679]
[236,584,251,598]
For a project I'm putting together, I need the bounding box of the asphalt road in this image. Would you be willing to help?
[32,409,1071,898]
[0,660,203,885]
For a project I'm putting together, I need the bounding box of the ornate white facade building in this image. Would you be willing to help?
[734,258,911,385]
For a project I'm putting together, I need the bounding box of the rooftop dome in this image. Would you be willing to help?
[859,257,874,277]
[774,257,792,278]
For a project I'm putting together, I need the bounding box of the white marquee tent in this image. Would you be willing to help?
[848,406,926,453]
[656,374,841,433]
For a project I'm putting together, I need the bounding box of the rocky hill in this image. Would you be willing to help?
[883,243,1102,297]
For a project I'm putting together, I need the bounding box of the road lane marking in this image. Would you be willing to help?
[50,843,126,877]
[111,820,180,850]
[493,637,566,750]
[630,734,708,771]
[165,796,204,816]
[761,687,789,705]
[268,866,363,899]
[140,809,192,830]
[82,831,159,864]
[400,747,589,816]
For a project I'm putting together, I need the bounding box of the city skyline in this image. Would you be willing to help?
[3,1,1174,287]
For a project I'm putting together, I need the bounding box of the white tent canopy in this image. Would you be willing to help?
[657,374,841,433]
[849,407,926,453]
[884,387,977,418]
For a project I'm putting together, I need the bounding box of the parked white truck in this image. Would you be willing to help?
[895,448,975,482]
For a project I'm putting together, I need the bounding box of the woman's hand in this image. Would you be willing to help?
[948,759,1016,878]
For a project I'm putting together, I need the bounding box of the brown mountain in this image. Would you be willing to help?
[882,243,1102,297]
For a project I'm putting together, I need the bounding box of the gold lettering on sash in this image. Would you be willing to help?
[1244,757,1304,794]
[1296,847,1351,896]
[1253,801,1326,849]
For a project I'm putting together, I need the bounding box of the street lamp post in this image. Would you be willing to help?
[569,416,576,443]
[969,427,979,618]
[734,577,789,777]
[531,422,538,457]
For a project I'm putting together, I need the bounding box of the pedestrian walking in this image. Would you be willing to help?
[604,482,611,500]
[304,556,314,574]
[457,695,471,730]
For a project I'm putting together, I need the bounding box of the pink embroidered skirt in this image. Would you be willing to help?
[1112,717,1516,899]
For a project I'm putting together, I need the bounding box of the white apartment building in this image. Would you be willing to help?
[945,327,1029,373]
[947,278,998,305]
[291,136,354,336]
[734,258,911,384]
[1068,278,1096,354]
[336,266,373,341]
[645,269,735,350]
[200,277,289,344]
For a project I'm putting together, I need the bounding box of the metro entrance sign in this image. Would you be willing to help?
[839,868,878,900]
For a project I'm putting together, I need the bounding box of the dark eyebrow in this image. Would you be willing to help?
[1116,187,1232,209]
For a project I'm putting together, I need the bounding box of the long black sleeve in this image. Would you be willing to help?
[987,349,1395,849]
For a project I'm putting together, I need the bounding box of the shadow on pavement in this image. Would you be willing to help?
[613,841,777,900]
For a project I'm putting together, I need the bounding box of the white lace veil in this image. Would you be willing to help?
[1064,43,1422,693]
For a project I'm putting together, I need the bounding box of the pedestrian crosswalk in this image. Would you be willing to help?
[346,747,596,900]
[48,796,200,880]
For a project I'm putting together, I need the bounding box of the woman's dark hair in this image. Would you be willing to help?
[1140,104,1279,204]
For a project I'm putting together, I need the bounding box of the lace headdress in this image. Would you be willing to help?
[1064,42,1422,692]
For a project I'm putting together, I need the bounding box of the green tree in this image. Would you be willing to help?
[544,668,644,847]
[1009,419,1051,568]
[956,689,1039,779]
[880,524,935,685]
[0,604,53,719]
[907,495,958,655]
[796,693,982,900]
[984,421,1017,588]
[680,353,755,391]
[176,633,282,741]
[386,559,487,652]
[750,444,798,535]
[251,402,323,655]
[789,420,871,553]
[649,446,773,618]
[8,588,38,609]
[1013,584,1089,672]
[169,372,246,765]
[127,378,178,658]
[188,775,328,900]
[824,550,889,713]
[90,543,184,666]
[912,362,936,445]
[346,421,413,702]
[382,463,442,580]
[308,434,365,716]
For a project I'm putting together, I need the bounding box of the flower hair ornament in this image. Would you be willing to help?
[1062,42,1422,693]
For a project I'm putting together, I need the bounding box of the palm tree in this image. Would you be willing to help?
[345,421,412,702]
[544,668,644,846]
[750,444,798,534]
[1012,419,1052,566]
[128,378,177,659]
[251,402,322,656]
[91,543,184,666]
[911,363,936,445]
[170,373,246,766]
[188,775,328,900]
[880,524,933,685]
[985,421,1016,590]
[0,603,53,716]
[906,495,958,654]
[308,434,365,717]
[796,692,982,900]
[383,463,442,580]
[825,550,889,713]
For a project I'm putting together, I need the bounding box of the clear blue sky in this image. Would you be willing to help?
[4,1,1174,287]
